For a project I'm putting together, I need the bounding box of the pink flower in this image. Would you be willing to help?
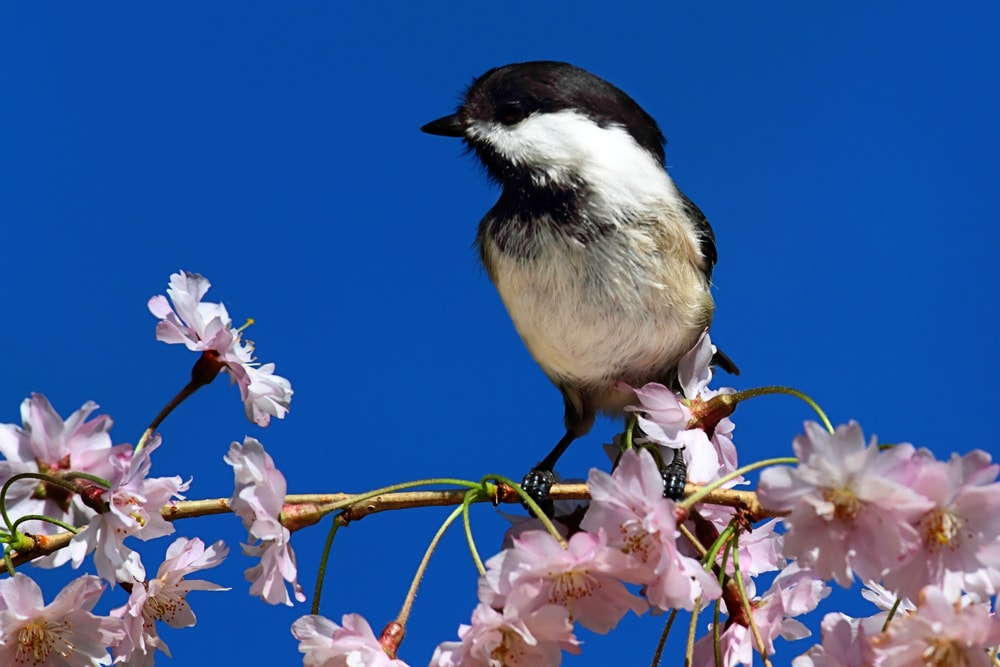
[0,573,123,666]
[480,529,646,634]
[69,435,189,585]
[871,585,1000,666]
[625,382,693,445]
[883,449,1000,600]
[677,329,717,398]
[111,537,229,666]
[429,603,580,667]
[758,422,934,587]
[0,394,132,567]
[148,271,293,426]
[243,362,293,426]
[692,563,829,666]
[580,448,722,610]
[292,613,410,667]
[621,332,742,487]
[792,613,878,667]
[225,437,305,605]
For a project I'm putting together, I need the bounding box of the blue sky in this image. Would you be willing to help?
[1,2,998,665]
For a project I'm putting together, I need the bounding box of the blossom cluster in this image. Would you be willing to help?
[0,272,301,664]
[0,537,227,666]
[3,271,999,666]
[294,333,1000,666]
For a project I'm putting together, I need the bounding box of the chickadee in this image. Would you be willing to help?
[422,61,736,490]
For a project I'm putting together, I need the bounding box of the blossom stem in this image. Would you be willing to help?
[684,597,703,667]
[482,474,568,548]
[881,596,902,631]
[713,544,733,667]
[702,522,736,569]
[725,385,834,433]
[461,490,486,576]
[311,513,348,615]
[648,608,678,667]
[730,532,772,667]
[0,472,83,534]
[624,413,638,450]
[62,471,112,487]
[11,514,80,536]
[396,504,465,628]
[139,378,204,452]
[678,457,797,511]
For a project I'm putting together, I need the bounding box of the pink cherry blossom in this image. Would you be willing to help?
[692,563,829,666]
[871,585,1000,666]
[243,362,293,426]
[0,573,123,666]
[225,437,305,605]
[68,434,189,585]
[111,537,229,666]
[292,613,410,667]
[620,331,742,488]
[0,394,132,567]
[148,270,293,426]
[758,421,934,587]
[882,449,1000,600]
[480,529,646,633]
[677,329,717,398]
[581,448,722,610]
[792,613,879,667]
[429,603,580,667]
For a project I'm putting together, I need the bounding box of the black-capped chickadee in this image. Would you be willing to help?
[422,61,736,488]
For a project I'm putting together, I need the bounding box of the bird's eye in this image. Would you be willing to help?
[497,100,528,125]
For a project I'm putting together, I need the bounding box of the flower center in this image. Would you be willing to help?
[923,637,968,666]
[549,569,598,618]
[619,519,656,565]
[492,629,528,665]
[824,487,861,520]
[144,590,185,624]
[16,619,72,664]
[921,508,961,549]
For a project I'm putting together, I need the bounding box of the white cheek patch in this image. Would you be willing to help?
[468,110,678,213]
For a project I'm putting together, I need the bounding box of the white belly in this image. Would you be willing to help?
[484,222,713,414]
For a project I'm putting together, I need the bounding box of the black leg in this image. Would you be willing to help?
[520,430,577,516]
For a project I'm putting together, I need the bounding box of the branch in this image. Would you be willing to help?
[7,483,779,567]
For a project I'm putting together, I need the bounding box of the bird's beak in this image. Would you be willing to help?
[421,113,465,137]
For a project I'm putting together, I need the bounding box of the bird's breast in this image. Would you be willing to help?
[479,210,713,414]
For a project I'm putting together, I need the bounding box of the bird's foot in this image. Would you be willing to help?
[660,448,688,500]
[520,467,557,517]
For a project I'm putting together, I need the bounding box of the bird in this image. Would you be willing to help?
[421,61,736,496]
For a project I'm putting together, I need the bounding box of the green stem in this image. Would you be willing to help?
[396,505,465,627]
[730,532,771,667]
[881,596,902,632]
[624,413,638,450]
[311,513,347,615]
[726,386,834,433]
[462,490,486,576]
[0,473,84,534]
[11,515,80,535]
[685,596,703,666]
[649,608,678,667]
[62,471,112,487]
[482,474,567,548]
[678,457,798,510]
